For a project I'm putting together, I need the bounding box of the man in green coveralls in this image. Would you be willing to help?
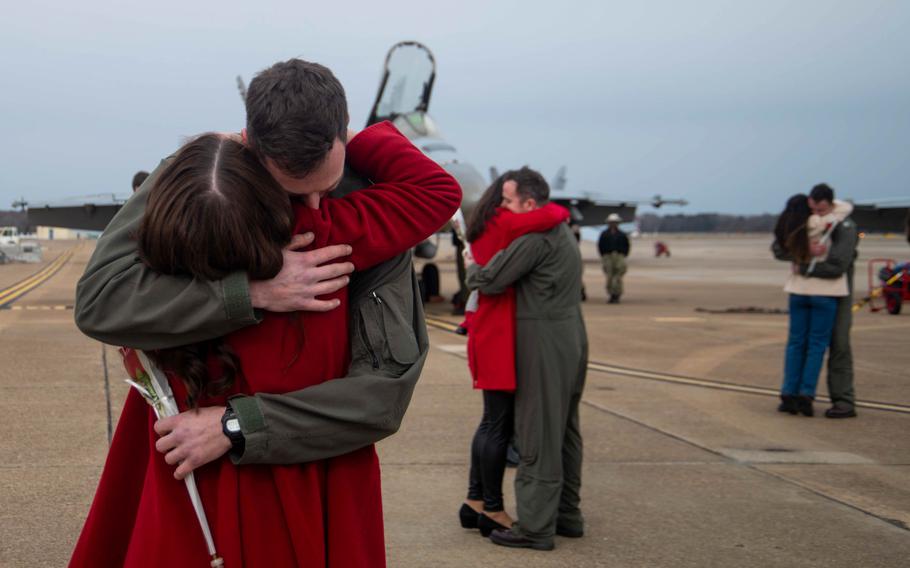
[466,167,588,551]
[773,183,859,418]
[76,59,430,476]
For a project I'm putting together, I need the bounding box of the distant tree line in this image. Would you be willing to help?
[0,210,28,231]
[637,213,777,233]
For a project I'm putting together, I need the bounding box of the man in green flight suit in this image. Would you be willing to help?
[466,167,588,551]
[75,58,432,477]
[773,183,859,418]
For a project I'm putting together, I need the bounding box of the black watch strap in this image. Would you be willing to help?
[221,405,246,457]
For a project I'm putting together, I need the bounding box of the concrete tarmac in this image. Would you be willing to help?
[1,235,908,567]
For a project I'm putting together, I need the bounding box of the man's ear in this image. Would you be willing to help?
[525,198,538,211]
[241,128,249,147]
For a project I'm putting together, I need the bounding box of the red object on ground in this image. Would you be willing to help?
[467,204,570,391]
[70,122,461,567]
[868,258,910,315]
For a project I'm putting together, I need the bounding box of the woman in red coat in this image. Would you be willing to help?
[459,172,569,536]
[70,122,460,567]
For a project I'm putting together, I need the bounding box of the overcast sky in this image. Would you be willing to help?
[1,0,907,214]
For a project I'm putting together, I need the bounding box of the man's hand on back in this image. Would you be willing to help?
[249,233,355,312]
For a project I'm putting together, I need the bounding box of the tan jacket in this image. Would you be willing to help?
[784,200,852,297]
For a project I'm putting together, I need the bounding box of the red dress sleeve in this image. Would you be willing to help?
[306,121,461,270]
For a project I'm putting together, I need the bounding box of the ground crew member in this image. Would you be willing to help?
[467,167,588,551]
[131,171,149,193]
[598,213,630,303]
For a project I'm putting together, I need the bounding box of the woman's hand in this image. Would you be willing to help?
[463,248,475,268]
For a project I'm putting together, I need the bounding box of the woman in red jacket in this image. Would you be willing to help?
[459,172,569,536]
[70,122,460,567]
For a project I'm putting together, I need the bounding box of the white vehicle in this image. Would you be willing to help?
[0,226,42,263]
[1,226,21,245]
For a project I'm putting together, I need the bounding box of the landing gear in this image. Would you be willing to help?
[419,263,440,303]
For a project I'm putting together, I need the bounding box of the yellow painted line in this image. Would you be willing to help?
[0,249,75,307]
[0,250,72,304]
[4,305,74,311]
[0,250,72,302]
[0,256,66,303]
[424,315,910,415]
[425,315,461,332]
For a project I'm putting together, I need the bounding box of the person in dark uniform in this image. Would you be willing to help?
[132,171,149,193]
[597,213,630,303]
[569,219,587,301]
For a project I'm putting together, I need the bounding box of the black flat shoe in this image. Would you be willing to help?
[797,396,814,417]
[825,404,857,419]
[777,395,798,415]
[478,513,511,537]
[459,503,480,530]
[489,528,554,551]
[556,524,584,538]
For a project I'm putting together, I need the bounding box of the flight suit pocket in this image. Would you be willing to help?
[354,287,420,372]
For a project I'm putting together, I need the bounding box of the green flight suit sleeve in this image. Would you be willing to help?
[466,233,547,295]
[801,220,858,279]
[74,159,259,350]
[230,251,426,464]
[771,238,792,262]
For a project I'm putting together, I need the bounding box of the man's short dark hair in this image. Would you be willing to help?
[132,171,150,191]
[809,183,835,203]
[245,59,349,177]
[505,166,550,204]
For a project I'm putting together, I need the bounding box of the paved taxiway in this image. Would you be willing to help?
[1,235,908,566]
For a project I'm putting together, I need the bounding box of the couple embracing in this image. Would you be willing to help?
[459,168,589,551]
[70,59,461,566]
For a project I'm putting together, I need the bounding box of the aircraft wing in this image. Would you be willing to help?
[28,199,124,232]
[849,199,910,234]
[551,197,638,226]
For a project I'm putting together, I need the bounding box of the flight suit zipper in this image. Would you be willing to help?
[360,290,383,369]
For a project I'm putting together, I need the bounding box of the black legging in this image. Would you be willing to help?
[467,390,514,512]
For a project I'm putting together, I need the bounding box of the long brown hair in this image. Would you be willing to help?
[466,167,552,243]
[465,175,506,243]
[137,133,294,405]
[773,193,812,264]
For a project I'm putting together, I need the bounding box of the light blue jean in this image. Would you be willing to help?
[782,294,838,398]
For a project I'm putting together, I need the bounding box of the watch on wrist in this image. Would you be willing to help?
[221,405,246,456]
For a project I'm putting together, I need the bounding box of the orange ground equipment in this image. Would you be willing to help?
[861,258,910,315]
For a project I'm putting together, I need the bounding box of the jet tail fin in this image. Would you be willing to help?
[552,166,567,191]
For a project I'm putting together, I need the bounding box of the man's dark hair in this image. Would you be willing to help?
[809,183,835,204]
[507,166,550,204]
[245,59,349,177]
[132,170,150,192]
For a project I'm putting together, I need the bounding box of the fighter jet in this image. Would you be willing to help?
[362,41,687,303]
